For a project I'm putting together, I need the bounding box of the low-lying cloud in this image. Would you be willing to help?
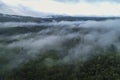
[0,19,120,72]
[0,22,42,28]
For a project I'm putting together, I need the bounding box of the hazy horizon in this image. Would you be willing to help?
[0,0,120,17]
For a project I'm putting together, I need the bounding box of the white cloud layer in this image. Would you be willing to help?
[0,19,120,71]
[0,0,120,17]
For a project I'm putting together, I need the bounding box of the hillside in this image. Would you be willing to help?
[0,13,119,22]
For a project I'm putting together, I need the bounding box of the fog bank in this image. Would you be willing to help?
[0,19,120,72]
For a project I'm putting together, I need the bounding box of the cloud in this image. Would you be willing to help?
[0,19,120,73]
[0,0,51,17]
[5,19,120,62]
[0,0,120,17]
[54,0,80,3]
[85,0,120,3]
[55,0,120,3]
[0,22,41,28]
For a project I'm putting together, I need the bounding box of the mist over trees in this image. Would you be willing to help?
[0,14,120,80]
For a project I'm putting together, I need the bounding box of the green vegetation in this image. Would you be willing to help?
[0,26,48,36]
[0,21,120,80]
[1,46,120,80]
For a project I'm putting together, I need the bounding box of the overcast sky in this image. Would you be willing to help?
[0,0,120,17]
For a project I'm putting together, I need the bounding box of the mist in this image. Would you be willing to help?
[0,22,42,28]
[0,19,120,73]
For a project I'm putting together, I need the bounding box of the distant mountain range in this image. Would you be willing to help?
[0,13,120,22]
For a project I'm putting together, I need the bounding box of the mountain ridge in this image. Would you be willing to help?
[0,13,120,22]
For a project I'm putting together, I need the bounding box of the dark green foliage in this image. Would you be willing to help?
[0,26,48,36]
[1,47,120,80]
[0,16,120,80]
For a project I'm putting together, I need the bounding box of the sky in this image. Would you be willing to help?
[0,0,120,17]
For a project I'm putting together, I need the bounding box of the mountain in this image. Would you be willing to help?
[0,13,52,22]
[49,16,120,21]
[0,13,120,22]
